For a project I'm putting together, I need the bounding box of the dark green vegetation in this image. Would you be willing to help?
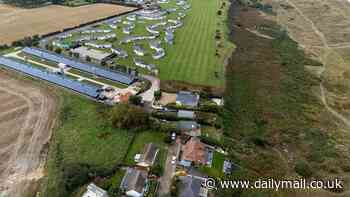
[219,3,348,196]
[2,0,63,7]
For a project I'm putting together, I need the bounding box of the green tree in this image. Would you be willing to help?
[128,95,142,106]
[110,104,149,130]
[154,90,162,101]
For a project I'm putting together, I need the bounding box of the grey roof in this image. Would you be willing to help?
[22,47,135,85]
[71,47,112,61]
[140,143,159,166]
[177,110,195,119]
[176,91,199,107]
[120,168,148,193]
[177,121,199,131]
[180,176,207,197]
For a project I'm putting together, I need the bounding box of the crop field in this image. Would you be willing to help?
[0,70,58,197]
[0,3,136,45]
[158,0,229,87]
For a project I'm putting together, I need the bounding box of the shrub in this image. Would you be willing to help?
[129,95,142,106]
[110,104,149,130]
[55,47,62,54]
[154,90,162,101]
[150,164,164,177]
[294,160,313,178]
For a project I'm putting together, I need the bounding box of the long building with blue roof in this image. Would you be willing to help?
[22,47,136,85]
[0,57,101,98]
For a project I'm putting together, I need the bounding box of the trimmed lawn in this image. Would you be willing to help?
[199,151,225,178]
[124,131,167,167]
[158,0,228,86]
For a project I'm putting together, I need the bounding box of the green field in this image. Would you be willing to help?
[158,0,232,87]
[40,91,134,196]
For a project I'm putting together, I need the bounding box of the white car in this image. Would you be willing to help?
[171,156,177,165]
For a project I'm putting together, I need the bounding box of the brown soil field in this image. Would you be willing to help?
[0,3,136,45]
[0,70,58,197]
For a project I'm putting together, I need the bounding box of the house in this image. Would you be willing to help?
[177,121,200,136]
[180,137,206,166]
[133,45,146,56]
[120,168,148,197]
[179,175,208,197]
[211,97,224,106]
[176,91,200,107]
[177,110,195,119]
[134,58,156,71]
[71,46,113,64]
[137,143,159,167]
[152,49,165,59]
[111,48,128,58]
[164,30,174,44]
[82,183,108,197]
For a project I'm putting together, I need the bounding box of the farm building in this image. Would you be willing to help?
[176,91,200,107]
[71,46,114,64]
[82,183,108,197]
[120,168,148,197]
[137,143,159,167]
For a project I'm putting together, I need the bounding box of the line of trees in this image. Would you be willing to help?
[2,0,63,6]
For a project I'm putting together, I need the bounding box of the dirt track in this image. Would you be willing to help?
[0,3,136,45]
[0,70,58,197]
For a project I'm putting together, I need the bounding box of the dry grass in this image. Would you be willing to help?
[0,3,136,45]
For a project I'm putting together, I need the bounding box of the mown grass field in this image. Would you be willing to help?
[158,0,231,87]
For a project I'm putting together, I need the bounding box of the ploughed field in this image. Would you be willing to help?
[0,3,136,45]
[0,70,57,197]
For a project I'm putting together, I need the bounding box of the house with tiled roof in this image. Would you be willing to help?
[180,137,206,167]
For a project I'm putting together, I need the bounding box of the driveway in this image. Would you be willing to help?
[158,142,181,197]
[139,74,160,103]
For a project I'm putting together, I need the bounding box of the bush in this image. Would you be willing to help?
[129,95,142,106]
[294,160,313,178]
[154,90,162,101]
[62,163,91,192]
[110,104,149,130]
[55,47,62,54]
[199,135,222,148]
[150,164,164,177]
